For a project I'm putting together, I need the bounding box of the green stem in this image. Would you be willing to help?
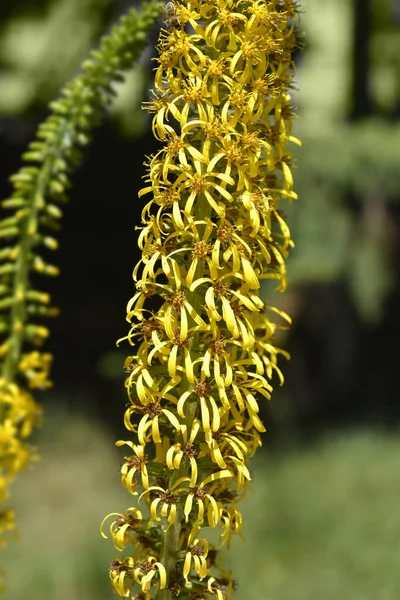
[1,159,54,387]
[0,156,57,427]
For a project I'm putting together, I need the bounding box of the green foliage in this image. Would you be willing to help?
[287,120,397,322]
[286,0,399,322]
[0,0,164,383]
[297,122,400,196]
[371,0,400,112]
[0,0,109,113]
[230,430,400,600]
[3,412,400,599]
[0,0,153,134]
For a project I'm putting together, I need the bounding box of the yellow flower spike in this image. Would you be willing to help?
[105,0,300,596]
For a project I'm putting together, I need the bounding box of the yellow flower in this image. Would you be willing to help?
[18,351,52,390]
[139,477,188,528]
[183,526,209,585]
[174,161,234,219]
[177,380,222,445]
[0,475,11,503]
[7,387,41,438]
[207,572,235,600]
[0,419,18,452]
[116,441,150,493]
[219,455,251,490]
[133,556,167,594]
[109,557,135,597]
[184,470,233,526]
[185,220,219,288]
[204,3,247,51]
[166,419,200,487]
[0,382,39,513]
[218,501,243,549]
[200,419,260,470]
[101,507,143,551]
[124,398,181,446]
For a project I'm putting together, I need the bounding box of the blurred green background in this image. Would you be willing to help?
[1,0,400,597]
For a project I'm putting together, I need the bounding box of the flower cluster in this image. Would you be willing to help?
[0,0,164,550]
[105,0,300,598]
[0,381,41,546]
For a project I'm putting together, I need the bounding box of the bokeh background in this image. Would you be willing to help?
[1,0,400,598]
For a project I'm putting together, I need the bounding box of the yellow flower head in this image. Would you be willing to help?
[105,0,301,597]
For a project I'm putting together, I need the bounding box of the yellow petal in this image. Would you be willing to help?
[207,494,220,528]
[180,306,188,340]
[138,414,150,445]
[152,417,161,444]
[189,456,198,487]
[178,390,192,417]
[162,408,181,433]
[184,493,194,522]
[155,562,167,589]
[168,502,177,524]
[189,419,201,443]
[183,552,192,583]
[200,396,211,444]
[185,349,195,383]
[168,345,178,378]
[201,469,233,487]
[150,497,162,521]
[141,465,150,489]
[197,498,205,522]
